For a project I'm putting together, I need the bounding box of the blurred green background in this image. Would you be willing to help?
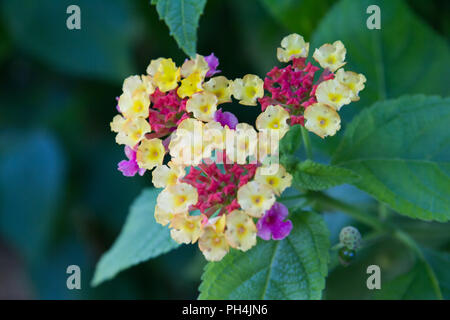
[0,0,448,299]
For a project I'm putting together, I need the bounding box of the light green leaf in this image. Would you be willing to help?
[91,188,180,286]
[292,160,359,191]
[1,0,136,81]
[375,249,450,300]
[333,95,450,222]
[312,0,450,111]
[199,211,330,300]
[153,0,207,57]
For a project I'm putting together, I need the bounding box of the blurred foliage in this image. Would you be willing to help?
[0,0,449,299]
[1,0,137,81]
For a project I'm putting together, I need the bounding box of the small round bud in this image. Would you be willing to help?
[339,226,362,250]
[338,247,356,266]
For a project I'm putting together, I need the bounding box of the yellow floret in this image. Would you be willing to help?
[277,33,309,62]
[232,123,258,164]
[110,114,127,133]
[148,58,180,92]
[146,58,164,76]
[157,182,198,214]
[335,69,366,101]
[186,91,218,122]
[169,118,205,165]
[254,165,292,195]
[198,225,229,261]
[232,74,264,106]
[118,92,150,119]
[177,71,204,98]
[304,103,341,138]
[154,205,176,226]
[203,121,226,155]
[122,74,154,95]
[225,210,257,251]
[203,76,232,104]
[237,181,275,218]
[152,162,185,188]
[110,115,151,147]
[180,54,209,78]
[170,213,204,244]
[313,41,346,72]
[136,138,165,170]
[315,79,352,111]
[255,105,290,139]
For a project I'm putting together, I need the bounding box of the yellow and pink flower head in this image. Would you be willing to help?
[109,33,365,261]
[259,34,366,138]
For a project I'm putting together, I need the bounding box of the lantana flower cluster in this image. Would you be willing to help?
[109,33,365,261]
[258,33,366,138]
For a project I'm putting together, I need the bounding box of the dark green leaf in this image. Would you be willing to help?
[153,0,207,57]
[375,262,437,299]
[199,211,330,299]
[333,95,450,222]
[1,0,136,81]
[292,160,359,191]
[310,0,449,154]
[260,0,333,37]
[375,249,450,299]
[279,124,302,155]
[392,217,450,248]
[91,188,180,286]
[423,248,450,299]
[312,0,450,112]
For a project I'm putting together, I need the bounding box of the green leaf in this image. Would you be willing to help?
[0,131,65,261]
[153,0,207,57]
[1,0,136,81]
[260,0,333,37]
[279,125,303,173]
[392,217,450,248]
[332,95,450,222]
[375,249,450,300]
[199,211,330,300]
[91,188,180,286]
[312,0,450,122]
[292,160,359,191]
[375,262,437,299]
[279,124,302,155]
[423,248,450,299]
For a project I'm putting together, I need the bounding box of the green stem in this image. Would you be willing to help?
[300,126,313,160]
[314,191,442,298]
[278,194,306,202]
[378,202,388,220]
[394,230,443,300]
[308,192,385,231]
